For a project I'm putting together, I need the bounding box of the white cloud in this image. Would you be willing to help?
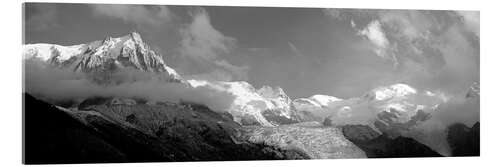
[178,8,247,81]
[180,8,235,61]
[358,20,389,49]
[90,4,172,30]
[24,59,236,112]
[357,20,391,59]
[214,60,249,81]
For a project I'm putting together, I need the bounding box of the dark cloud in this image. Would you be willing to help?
[89,4,173,32]
[24,3,60,32]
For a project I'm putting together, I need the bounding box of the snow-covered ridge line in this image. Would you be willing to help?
[23,43,86,62]
[23,32,181,81]
[23,32,457,128]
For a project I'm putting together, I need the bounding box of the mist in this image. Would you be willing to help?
[405,95,479,156]
[23,59,236,112]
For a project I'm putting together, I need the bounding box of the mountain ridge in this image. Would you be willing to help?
[22,32,474,130]
[23,32,182,82]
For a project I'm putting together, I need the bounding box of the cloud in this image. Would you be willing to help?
[177,7,248,81]
[325,9,480,156]
[25,3,60,32]
[356,20,399,67]
[23,59,236,112]
[214,60,249,81]
[179,8,235,61]
[328,10,478,94]
[358,20,389,49]
[90,4,173,31]
[357,21,391,57]
[407,95,479,156]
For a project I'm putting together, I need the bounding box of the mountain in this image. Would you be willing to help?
[23,32,479,160]
[292,94,345,121]
[242,122,367,159]
[184,79,448,130]
[292,94,343,113]
[341,124,442,157]
[23,32,304,127]
[22,32,448,131]
[446,122,480,156]
[24,94,129,164]
[293,84,447,136]
[186,80,300,126]
[24,93,311,164]
[257,85,292,113]
[23,32,181,82]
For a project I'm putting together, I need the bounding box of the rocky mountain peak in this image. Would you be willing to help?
[257,85,288,100]
[364,83,417,101]
[130,31,143,42]
[23,32,182,82]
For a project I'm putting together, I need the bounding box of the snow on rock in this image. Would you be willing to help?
[187,80,294,126]
[309,95,343,106]
[316,83,449,137]
[257,86,293,118]
[367,83,418,101]
[23,32,182,82]
[242,122,367,159]
[23,43,86,62]
[292,94,343,114]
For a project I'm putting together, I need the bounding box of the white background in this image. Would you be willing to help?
[1,0,498,166]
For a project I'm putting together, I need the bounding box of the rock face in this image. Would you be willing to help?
[23,32,181,82]
[23,93,310,164]
[24,94,129,164]
[341,124,442,158]
[447,122,480,156]
[242,122,367,159]
[373,109,432,137]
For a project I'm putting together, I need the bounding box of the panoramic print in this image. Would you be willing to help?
[23,3,479,164]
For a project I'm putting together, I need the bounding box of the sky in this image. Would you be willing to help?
[23,3,479,99]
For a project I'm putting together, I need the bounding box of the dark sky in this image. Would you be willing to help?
[23,3,479,99]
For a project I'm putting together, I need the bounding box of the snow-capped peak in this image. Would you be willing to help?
[309,94,343,106]
[368,83,417,101]
[291,94,344,118]
[23,43,86,62]
[257,85,288,99]
[186,80,296,126]
[23,32,182,81]
[130,31,143,42]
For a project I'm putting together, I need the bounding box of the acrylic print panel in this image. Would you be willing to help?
[22,2,479,164]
